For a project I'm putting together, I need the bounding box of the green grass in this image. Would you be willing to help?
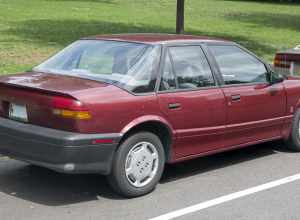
[0,0,300,74]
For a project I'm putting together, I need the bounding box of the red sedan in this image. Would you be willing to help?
[0,34,300,197]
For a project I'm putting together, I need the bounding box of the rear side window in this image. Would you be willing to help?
[160,46,215,91]
[209,45,268,85]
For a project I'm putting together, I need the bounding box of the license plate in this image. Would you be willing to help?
[9,103,28,122]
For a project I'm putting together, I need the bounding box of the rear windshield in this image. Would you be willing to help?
[34,40,161,93]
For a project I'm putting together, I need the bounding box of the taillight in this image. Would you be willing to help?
[52,109,91,120]
[274,54,291,69]
[51,96,91,120]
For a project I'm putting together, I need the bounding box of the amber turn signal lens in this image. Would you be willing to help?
[53,109,91,120]
[274,59,280,66]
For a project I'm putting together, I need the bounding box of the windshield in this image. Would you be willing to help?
[34,40,161,93]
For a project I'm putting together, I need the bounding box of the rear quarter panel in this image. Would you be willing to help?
[76,86,166,134]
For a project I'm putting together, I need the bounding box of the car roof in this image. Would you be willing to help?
[82,33,229,44]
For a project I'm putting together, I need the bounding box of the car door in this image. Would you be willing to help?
[208,44,286,146]
[157,45,227,159]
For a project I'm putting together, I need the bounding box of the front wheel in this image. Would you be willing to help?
[285,108,300,151]
[108,132,165,198]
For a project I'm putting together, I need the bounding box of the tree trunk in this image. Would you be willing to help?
[176,0,185,34]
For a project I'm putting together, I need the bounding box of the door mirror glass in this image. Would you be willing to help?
[269,70,285,84]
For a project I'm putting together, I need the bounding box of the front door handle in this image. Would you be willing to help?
[168,103,181,110]
[231,94,241,102]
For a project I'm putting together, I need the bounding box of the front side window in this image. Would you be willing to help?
[34,40,161,93]
[168,46,215,89]
[209,45,268,85]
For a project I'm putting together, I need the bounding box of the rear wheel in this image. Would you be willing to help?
[108,132,165,197]
[285,108,300,151]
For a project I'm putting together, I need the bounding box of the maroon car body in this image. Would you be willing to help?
[1,34,300,196]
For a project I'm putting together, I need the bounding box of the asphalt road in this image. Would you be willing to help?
[1,141,300,220]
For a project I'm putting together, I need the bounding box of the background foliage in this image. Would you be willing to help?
[0,0,299,74]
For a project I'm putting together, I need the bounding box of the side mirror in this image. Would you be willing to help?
[268,71,285,85]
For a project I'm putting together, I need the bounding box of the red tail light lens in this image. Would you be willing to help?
[274,54,291,69]
[52,96,84,110]
[51,96,91,120]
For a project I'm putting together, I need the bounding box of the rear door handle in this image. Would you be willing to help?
[168,103,181,110]
[231,94,241,102]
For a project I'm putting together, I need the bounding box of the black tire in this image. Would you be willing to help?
[285,108,300,151]
[107,132,165,198]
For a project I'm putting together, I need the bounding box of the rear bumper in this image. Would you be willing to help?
[0,117,122,174]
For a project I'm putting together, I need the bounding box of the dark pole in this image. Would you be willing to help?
[176,0,185,34]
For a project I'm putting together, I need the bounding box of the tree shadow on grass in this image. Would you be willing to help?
[225,11,300,32]
[3,19,276,59]
[186,29,276,59]
[3,19,173,46]
[222,0,300,5]
[46,0,116,4]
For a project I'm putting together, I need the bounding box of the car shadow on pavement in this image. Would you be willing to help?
[0,141,292,206]
[160,140,292,183]
[0,160,125,205]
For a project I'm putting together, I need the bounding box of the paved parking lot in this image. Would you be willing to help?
[1,141,300,220]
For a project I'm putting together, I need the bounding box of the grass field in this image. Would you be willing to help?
[0,0,300,74]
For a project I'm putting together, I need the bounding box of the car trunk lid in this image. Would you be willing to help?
[0,72,108,132]
[0,71,108,96]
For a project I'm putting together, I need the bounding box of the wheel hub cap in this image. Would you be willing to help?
[125,142,159,188]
